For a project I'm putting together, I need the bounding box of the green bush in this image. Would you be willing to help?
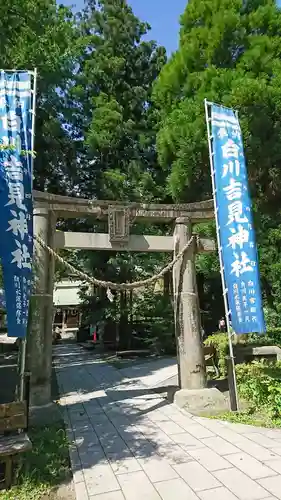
[141,316,175,355]
[247,330,281,347]
[205,331,281,419]
[236,361,281,418]
[204,333,229,376]
[205,330,281,377]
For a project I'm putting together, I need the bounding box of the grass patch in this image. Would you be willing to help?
[209,408,281,429]
[0,423,71,500]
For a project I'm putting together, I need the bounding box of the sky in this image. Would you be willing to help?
[62,0,188,54]
[127,0,187,54]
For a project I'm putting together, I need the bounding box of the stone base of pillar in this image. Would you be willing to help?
[173,388,229,416]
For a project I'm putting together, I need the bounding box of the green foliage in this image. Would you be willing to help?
[205,330,281,376]
[133,286,175,353]
[0,0,80,192]
[246,329,281,346]
[70,0,167,202]
[0,424,70,500]
[78,246,174,350]
[208,409,281,428]
[264,306,281,330]
[154,0,281,204]
[204,332,281,419]
[258,220,281,318]
[153,0,281,316]
[236,361,281,418]
[205,333,229,376]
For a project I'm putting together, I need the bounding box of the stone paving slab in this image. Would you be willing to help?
[198,486,240,500]
[264,460,281,474]
[54,344,281,500]
[155,478,199,500]
[89,492,125,500]
[258,475,281,499]
[224,452,277,480]
[213,468,271,500]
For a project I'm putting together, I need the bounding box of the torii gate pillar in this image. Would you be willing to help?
[173,218,206,390]
[27,207,56,407]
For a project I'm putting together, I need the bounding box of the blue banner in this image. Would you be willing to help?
[210,104,265,334]
[0,71,33,338]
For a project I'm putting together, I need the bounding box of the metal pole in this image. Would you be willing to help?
[19,339,27,401]
[31,68,37,187]
[0,69,35,73]
[204,98,239,412]
[205,99,238,113]
[19,68,37,402]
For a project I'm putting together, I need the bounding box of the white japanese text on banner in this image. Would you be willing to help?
[211,104,265,334]
[0,71,33,338]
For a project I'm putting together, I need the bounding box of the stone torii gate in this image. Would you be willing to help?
[28,190,215,409]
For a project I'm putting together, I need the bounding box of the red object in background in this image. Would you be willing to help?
[93,331,97,342]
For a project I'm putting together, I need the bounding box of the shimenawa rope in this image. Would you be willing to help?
[34,234,195,295]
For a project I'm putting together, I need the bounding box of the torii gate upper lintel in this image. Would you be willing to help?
[28,191,215,408]
[33,189,214,221]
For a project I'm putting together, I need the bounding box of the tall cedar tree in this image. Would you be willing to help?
[70,0,167,202]
[154,0,281,318]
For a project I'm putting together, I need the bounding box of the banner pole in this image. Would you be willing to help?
[204,98,239,412]
[19,68,37,402]
[31,68,37,187]
[19,339,26,401]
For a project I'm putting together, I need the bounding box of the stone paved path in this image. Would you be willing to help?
[54,343,281,500]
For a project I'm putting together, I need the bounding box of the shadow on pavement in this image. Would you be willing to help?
[53,341,194,478]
